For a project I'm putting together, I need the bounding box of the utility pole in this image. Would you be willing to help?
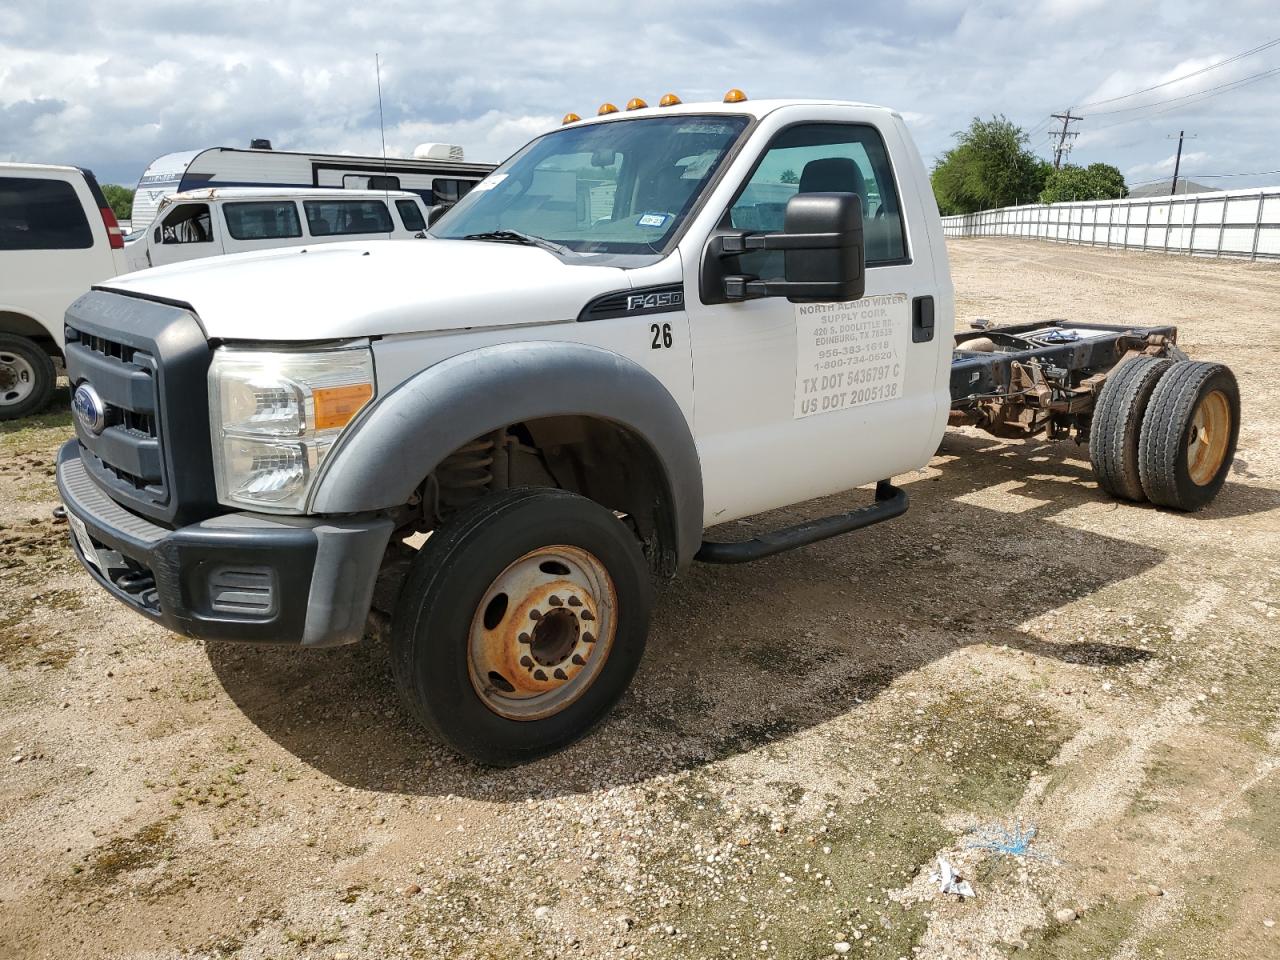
[1167,130,1198,196]
[1051,110,1084,169]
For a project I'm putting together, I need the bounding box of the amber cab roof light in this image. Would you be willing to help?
[562,112,581,124]
[597,102,619,115]
[659,93,682,107]
[723,88,748,103]
[625,97,648,111]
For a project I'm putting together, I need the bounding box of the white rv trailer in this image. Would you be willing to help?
[130,142,494,231]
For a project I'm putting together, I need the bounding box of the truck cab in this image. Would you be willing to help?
[57,94,957,764]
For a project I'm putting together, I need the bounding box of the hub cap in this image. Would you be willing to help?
[1186,389,1231,486]
[0,351,36,407]
[467,545,617,721]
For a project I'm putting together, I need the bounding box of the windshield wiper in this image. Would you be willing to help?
[459,229,572,257]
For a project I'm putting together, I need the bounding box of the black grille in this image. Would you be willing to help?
[68,329,166,499]
[64,290,218,527]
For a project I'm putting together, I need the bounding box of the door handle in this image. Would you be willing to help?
[912,296,935,344]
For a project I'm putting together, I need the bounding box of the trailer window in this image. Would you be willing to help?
[158,203,214,244]
[304,200,393,236]
[396,199,426,232]
[0,176,93,250]
[729,123,907,272]
[342,174,401,191]
[223,201,303,241]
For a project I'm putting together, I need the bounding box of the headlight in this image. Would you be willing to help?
[209,345,375,512]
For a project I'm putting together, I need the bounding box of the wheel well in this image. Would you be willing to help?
[419,416,680,578]
[0,311,61,359]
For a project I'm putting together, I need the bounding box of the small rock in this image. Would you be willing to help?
[834,943,852,955]
[1146,884,1164,897]
[852,930,863,941]
[1054,908,1077,924]
[335,954,351,960]
[402,883,421,897]
[534,905,552,920]
[1264,918,1275,928]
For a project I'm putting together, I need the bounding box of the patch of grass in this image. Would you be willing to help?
[81,818,176,883]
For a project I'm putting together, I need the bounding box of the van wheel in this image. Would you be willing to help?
[1088,356,1173,501]
[391,487,652,766]
[0,334,56,421]
[1138,361,1240,511]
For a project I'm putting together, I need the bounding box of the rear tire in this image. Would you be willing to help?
[1138,361,1240,511]
[1088,356,1173,501]
[391,487,653,766]
[0,334,56,421]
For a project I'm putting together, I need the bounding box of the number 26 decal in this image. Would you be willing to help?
[650,322,673,349]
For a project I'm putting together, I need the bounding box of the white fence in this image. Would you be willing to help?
[941,187,1280,260]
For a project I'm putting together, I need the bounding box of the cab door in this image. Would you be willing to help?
[683,117,940,525]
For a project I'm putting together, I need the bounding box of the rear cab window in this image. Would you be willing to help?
[303,200,393,236]
[0,176,93,250]
[223,201,303,241]
[396,199,426,232]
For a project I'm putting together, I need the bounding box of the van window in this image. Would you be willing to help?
[158,203,214,244]
[0,176,93,251]
[396,199,426,232]
[431,178,476,205]
[304,200,393,236]
[223,201,303,241]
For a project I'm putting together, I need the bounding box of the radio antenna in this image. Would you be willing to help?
[375,53,391,214]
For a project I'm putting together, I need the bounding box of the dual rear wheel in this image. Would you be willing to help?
[1089,357,1239,511]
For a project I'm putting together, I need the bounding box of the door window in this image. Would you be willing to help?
[303,200,393,236]
[729,123,907,278]
[158,203,214,244]
[223,201,303,240]
[396,199,426,232]
[0,177,93,250]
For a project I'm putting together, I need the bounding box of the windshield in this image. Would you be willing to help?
[430,114,750,255]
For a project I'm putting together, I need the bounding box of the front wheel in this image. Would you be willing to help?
[391,487,653,765]
[0,334,57,421]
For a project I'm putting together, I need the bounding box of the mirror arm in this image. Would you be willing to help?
[722,276,860,302]
[719,231,850,253]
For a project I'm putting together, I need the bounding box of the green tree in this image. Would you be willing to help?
[780,168,799,184]
[930,116,1049,215]
[1038,162,1128,204]
[102,184,134,221]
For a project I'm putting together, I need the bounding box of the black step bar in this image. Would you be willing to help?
[696,481,908,565]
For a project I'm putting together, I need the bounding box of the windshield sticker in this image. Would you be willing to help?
[794,293,909,419]
[471,174,507,192]
[637,212,669,228]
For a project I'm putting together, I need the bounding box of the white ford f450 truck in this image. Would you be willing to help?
[57,93,1240,764]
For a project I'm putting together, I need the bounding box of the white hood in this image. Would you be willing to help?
[102,239,633,341]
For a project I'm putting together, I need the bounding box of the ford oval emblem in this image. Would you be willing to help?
[73,383,107,436]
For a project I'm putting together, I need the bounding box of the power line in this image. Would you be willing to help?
[1129,169,1280,186]
[1075,36,1280,108]
[1088,63,1280,117]
[1085,66,1280,133]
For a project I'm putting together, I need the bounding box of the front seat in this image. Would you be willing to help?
[798,156,868,202]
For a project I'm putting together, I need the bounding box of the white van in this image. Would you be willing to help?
[0,162,127,419]
[124,187,434,272]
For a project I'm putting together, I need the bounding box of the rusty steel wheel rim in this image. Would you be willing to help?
[1186,389,1231,486]
[467,545,617,721]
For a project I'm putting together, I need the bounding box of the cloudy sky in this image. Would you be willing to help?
[2,0,1278,193]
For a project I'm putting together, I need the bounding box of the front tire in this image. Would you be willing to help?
[0,334,56,421]
[391,487,653,765]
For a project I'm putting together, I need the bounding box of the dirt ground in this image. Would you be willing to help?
[1,238,1278,960]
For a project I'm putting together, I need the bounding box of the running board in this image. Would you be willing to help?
[695,481,909,565]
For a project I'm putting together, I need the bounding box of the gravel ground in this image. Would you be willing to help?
[1,238,1278,960]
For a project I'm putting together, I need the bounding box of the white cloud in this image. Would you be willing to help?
[2,0,1278,190]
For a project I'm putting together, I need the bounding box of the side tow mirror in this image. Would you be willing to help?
[702,192,866,304]
[427,204,450,228]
